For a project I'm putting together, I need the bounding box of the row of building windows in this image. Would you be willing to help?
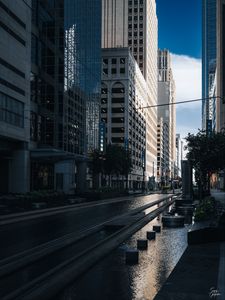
[128,0,144,6]
[101,108,124,114]
[0,19,26,46]
[129,7,143,13]
[128,31,143,37]
[0,57,25,78]
[0,76,25,96]
[129,23,143,29]
[0,91,24,128]
[0,0,26,28]
[128,39,144,46]
[128,16,143,21]
[103,58,126,65]
[102,68,126,76]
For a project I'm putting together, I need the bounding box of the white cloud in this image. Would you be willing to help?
[171,53,202,109]
[171,53,202,151]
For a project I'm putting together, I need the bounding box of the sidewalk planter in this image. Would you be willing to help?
[162,215,185,228]
[161,186,170,194]
[194,196,216,222]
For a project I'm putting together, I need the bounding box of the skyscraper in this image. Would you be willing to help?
[217,0,225,131]
[157,49,176,182]
[202,0,217,130]
[30,0,102,193]
[102,0,158,181]
[101,47,148,189]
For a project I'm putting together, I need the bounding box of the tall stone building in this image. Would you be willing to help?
[0,0,31,193]
[157,49,176,183]
[102,0,158,182]
[101,47,148,189]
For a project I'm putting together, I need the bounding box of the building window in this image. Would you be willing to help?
[111,118,124,124]
[112,58,117,64]
[112,107,124,113]
[120,58,125,64]
[112,137,124,143]
[120,68,125,74]
[101,98,107,104]
[112,127,124,133]
[112,87,124,93]
[0,92,24,127]
[101,87,108,94]
[111,68,117,74]
[112,97,124,103]
[103,58,108,65]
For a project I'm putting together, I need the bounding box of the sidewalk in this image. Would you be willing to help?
[154,190,225,300]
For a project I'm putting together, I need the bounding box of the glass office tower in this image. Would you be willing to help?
[202,0,217,130]
[64,0,102,153]
[30,0,102,192]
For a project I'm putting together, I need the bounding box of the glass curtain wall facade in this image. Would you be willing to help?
[202,0,217,130]
[30,0,65,190]
[30,0,101,192]
[64,0,102,153]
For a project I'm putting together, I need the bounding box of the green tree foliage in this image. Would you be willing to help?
[185,130,225,195]
[91,144,132,188]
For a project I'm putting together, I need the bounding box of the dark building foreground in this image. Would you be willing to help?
[0,0,101,194]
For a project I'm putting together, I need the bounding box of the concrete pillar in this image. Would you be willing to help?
[76,161,87,193]
[9,148,30,193]
[55,160,76,194]
[181,160,193,200]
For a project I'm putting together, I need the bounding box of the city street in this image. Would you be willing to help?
[0,194,167,259]
[0,193,175,299]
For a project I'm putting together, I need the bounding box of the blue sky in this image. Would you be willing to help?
[156,0,202,59]
[156,0,202,142]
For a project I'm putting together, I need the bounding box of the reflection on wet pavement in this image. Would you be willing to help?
[56,215,190,300]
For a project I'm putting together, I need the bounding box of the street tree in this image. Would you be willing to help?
[90,149,104,189]
[185,130,225,197]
